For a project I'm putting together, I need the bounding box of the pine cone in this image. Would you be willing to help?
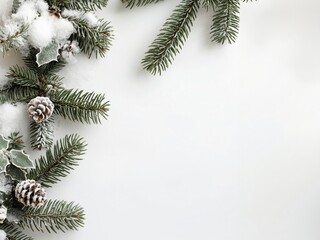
[27,96,54,123]
[15,180,46,207]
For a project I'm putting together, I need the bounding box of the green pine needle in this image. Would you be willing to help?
[6,65,40,88]
[52,89,109,124]
[20,200,85,233]
[54,0,108,11]
[30,117,55,150]
[28,134,86,188]
[67,16,113,58]
[142,0,200,75]
[0,222,33,240]
[122,0,164,8]
[210,0,240,44]
[0,85,38,104]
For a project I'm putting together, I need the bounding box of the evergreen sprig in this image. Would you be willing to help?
[6,65,40,88]
[0,85,38,104]
[54,0,108,11]
[124,0,254,74]
[52,89,109,124]
[20,200,85,233]
[28,134,86,187]
[0,55,109,148]
[122,0,164,8]
[210,0,240,44]
[67,16,113,58]
[0,222,33,240]
[142,0,200,75]
[30,117,55,150]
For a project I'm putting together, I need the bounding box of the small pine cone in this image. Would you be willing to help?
[15,180,46,207]
[27,96,54,123]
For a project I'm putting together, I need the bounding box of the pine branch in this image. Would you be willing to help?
[202,0,220,10]
[210,0,240,44]
[6,65,40,88]
[55,0,108,11]
[66,16,113,58]
[122,0,164,8]
[0,85,38,104]
[0,222,33,240]
[30,117,54,150]
[0,24,28,54]
[20,200,85,233]
[52,89,109,124]
[27,134,86,188]
[142,0,200,75]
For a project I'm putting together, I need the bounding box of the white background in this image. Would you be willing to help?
[1,0,320,239]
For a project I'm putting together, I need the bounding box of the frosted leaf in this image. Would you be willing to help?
[10,150,34,169]
[36,41,60,66]
[0,151,10,174]
[0,136,9,150]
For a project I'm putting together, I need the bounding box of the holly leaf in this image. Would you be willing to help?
[6,164,26,181]
[9,150,34,169]
[36,41,60,66]
[0,136,9,150]
[0,151,10,173]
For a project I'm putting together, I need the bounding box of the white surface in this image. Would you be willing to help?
[2,0,320,239]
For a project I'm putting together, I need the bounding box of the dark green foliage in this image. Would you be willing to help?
[67,16,113,58]
[53,0,108,11]
[28,134,86,188]
[30,117,54,150]
[20,200,85,233]
[210,0,240,44]
[0,85,38,104]
[0,222,33,240]
[124,0,254,74]
[142,0,200,75]
[52,89,109,124]
[6,65,40,88]
[122,0,164,8]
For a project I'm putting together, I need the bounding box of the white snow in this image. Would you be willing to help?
[0,0,13,24]
[0,103,29,137]
[61,9,81,18]
[27,16,54,48]
[0,230,6,240]
[83,12,99,27]
[12,0,39,24]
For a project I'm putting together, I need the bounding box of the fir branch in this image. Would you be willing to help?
[66,16,113,58]
[0,24,28,54]
[55,0,108,11]
[6,65,40,88]
[122,0,164,8]
[51,89,109,124]
[142,0,200,75]
[30,117,54,150]
[210,0,240,44]
[0,222,33,240]
[27,134,86,187]
[20,200,85,233]
[202,0,220,10]
[0,85,38,104]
